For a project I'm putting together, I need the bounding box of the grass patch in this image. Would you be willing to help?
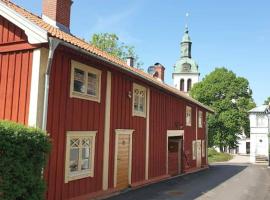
[208,148,233,163]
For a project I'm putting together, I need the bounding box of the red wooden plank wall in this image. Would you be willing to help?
[0,51,33,124]
[0,16,33,125]
[45,51,106,200]
[148,89,187,178]
[108,71,146,188]
[0,16,27,44]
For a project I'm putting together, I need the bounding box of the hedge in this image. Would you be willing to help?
[0,121,51,200]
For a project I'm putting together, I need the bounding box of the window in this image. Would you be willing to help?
[70,60,101,102]
[132,83,147,117]
[187,79,192,92]
[65,131,96,183]
[192,140,196,160]
[180,79,184,91]
[256,114,266,127]
[186,106,192,126]
[202,140,205,157]
[198,111,203,128]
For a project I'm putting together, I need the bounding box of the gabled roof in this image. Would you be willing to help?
[248,105,268,113]
[0,0,214,113]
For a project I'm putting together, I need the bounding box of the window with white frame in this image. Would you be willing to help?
[202,140,205,157]
[65,131,96,183]
[192,140,196,160]
[133,83,147,117]
[198,111,203,128]
[256,114,266,127]
[186,106,192,126]
[70,60,101,102]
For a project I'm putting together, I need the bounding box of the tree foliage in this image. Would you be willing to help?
[190,68,256,151]
[264,96,270,105]
[90,33,143,69]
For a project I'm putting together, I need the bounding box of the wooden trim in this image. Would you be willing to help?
[114,129,134,188]
[70,60,102,103]
[196,107,198,140]
[206,121,209,164]
[0,42,39,53]
[202,140,205,157]
[102,71,111,190]
[65,131,97,183]
[192,141,196,160]
[28,48,41,127]
[145,88,150,180]
[166,130,184,174]
[0,2,48,44]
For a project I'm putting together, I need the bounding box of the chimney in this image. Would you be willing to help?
[42,0,73,32]
[154,63,165,82]
[126,57,134,67]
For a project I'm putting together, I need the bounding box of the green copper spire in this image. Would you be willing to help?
[173,25,199,74]
[181,25,191,43]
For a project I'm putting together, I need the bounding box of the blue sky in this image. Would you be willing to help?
[13,0,270,105]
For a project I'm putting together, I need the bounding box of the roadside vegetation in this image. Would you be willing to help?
[190,68,256,151]
[208,148,233,163]
[0,121,51,200]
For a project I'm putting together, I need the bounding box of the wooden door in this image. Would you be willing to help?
[116,134,131,189]
[196,140,202,167]
[168,140,179,176]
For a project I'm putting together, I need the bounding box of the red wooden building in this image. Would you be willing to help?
[0,0,214,199]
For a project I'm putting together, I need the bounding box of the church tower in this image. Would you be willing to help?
[172,25,200,93]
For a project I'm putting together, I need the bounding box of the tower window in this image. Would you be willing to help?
[187,79,192,92]
[180,79,184,91]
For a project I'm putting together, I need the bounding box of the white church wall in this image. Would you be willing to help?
[173,73,199,92]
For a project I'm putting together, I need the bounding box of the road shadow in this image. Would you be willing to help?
[106,164,248,200]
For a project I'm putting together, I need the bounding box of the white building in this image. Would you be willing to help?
[249,105,269,163]
[237,133,250,155]
[172,26,200,93]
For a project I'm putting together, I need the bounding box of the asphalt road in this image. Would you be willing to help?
[107,159,270,200]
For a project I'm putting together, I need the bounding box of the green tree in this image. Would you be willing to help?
[264,96,270,105]
[190,67,256,151]
[90,33,143,69]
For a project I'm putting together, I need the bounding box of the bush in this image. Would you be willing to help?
[208,148,233,163]
[0,121,51,200]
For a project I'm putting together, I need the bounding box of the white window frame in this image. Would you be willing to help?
[186,106,192,126]
[65,131,96,183]
[256,114,266,127]
[202,140,205,157]
[70,60,102,102]
[198,111,203,128]
[192,140,196,160]
[132,83,147,118]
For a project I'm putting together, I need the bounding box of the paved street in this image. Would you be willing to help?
[107,156,270,200]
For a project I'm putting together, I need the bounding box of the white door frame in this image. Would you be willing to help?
[114,129,134,188]
[166,130,184,174]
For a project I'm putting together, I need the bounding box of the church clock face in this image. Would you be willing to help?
[182,63,191,72]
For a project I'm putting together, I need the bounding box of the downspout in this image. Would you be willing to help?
[41,37,60,131]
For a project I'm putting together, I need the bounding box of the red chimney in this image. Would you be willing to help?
[42,0,73,32]
[154,63,165,82]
